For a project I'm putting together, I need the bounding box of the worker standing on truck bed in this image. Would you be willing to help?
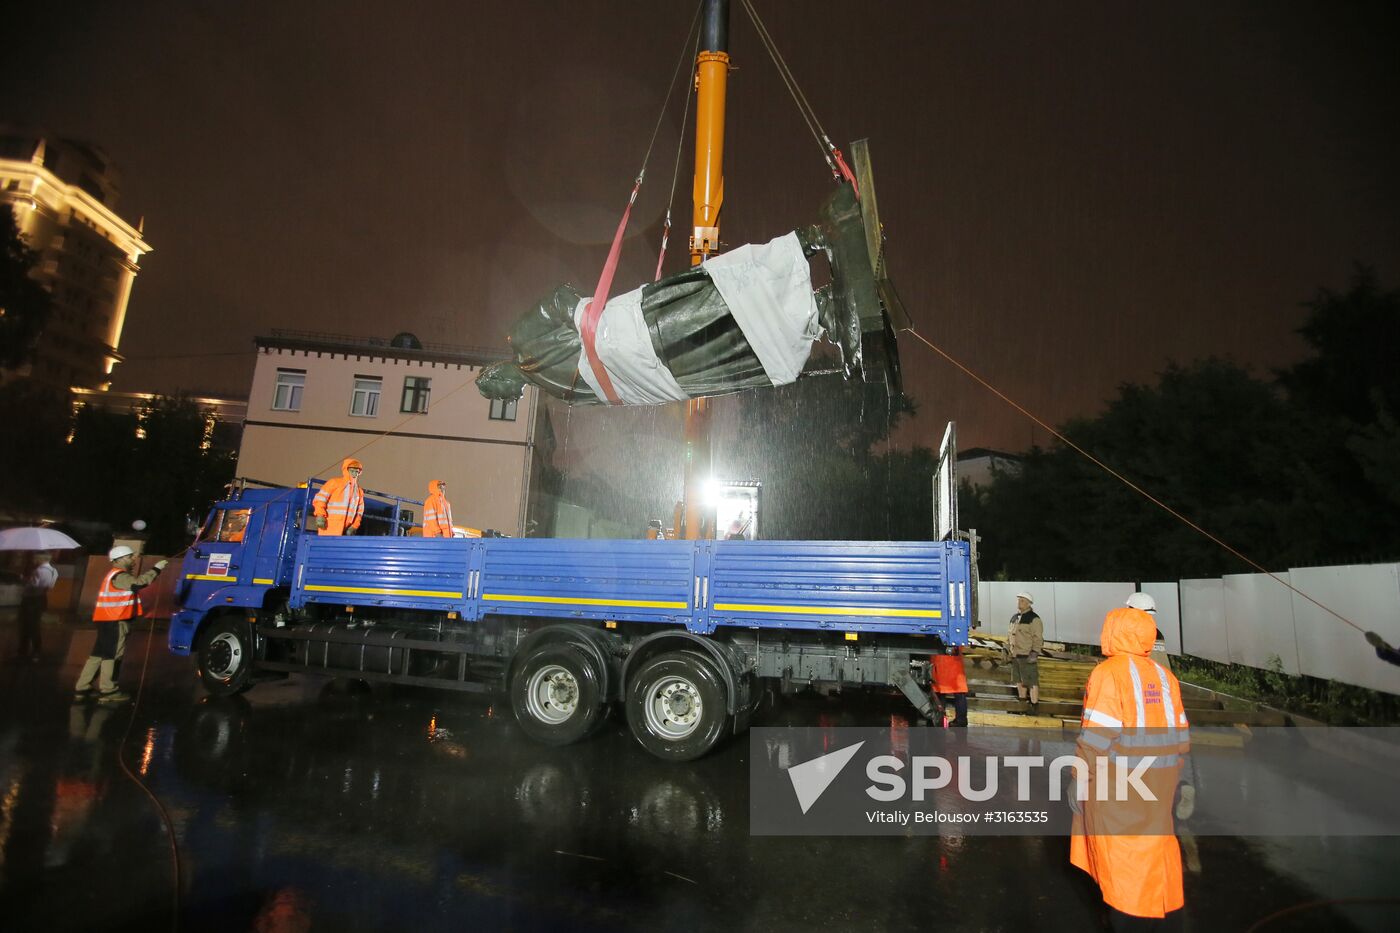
[422,480,454,538]
[1070,592,1192,930]
[74,545,167,703]
[313,458,365,536]
[1009,591,1043,713]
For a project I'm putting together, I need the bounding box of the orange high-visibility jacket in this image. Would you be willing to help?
[1070,607,1191,919]
[93,567,144,622]
[313,458,365,535]
[931,649,968,694]
[422,480,454,538]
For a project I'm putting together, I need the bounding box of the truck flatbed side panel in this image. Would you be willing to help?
[709,539,969,641]
[291,537,473,613]
[477,539,696,626]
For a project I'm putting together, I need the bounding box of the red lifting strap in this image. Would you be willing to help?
[578,179,642,405]
[654,209,672,283]
[832,147,859,199]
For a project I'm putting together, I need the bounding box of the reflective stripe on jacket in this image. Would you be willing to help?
[313,458,365,536]
[93,567,143,622]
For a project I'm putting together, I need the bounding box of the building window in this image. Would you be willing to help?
[350,376,382,417]
[273,369,305,411]
[401,376,431,413]
[489,397,518,421]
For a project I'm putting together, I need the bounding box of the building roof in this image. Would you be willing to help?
[256,329,510,368]
[958,447,1022,462]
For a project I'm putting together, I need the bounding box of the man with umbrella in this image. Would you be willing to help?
[0,526,82,662]
[17,550,56,660]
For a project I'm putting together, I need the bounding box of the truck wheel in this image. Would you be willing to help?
[626,650,730,761]
[510,644,604,746]
[198,617,255,697]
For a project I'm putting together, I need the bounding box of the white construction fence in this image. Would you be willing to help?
[978,562,1400,696]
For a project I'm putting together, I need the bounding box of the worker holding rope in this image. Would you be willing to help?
[74,545,168,704]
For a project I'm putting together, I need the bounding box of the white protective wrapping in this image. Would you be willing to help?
[571,287,690,405]
[702,231,821,387]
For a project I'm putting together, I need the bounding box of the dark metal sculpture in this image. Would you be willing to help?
[477,145,905,406]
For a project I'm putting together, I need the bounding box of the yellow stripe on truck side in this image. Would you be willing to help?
[483,593,688,610]
[253,578,275,585]
[304,584,463,599]
[185,574,237,583]
[712,602,941,619]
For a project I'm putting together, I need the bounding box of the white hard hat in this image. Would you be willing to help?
[109,545,135,561]
[1127,592,1156,613]
[1015,591,1033,603]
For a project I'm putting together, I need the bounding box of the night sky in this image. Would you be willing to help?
[4,1,1398,452]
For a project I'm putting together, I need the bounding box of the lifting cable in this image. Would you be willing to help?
[739,0,857,188]
[657,15,703,281]
[579,1,705,404]
[901,324,1368,635]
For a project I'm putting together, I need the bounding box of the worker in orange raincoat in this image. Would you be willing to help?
[313,458,365,535]
[931,646,969,727]
[1070,593,1193,929]
[422,480,454,538]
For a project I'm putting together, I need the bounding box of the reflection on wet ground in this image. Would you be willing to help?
[0,616,1397,931]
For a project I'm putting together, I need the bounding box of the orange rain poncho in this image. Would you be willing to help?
[1070,606,1191,919]
[931,648,968,694]
[422,480,454,538]
[313,458,365,536]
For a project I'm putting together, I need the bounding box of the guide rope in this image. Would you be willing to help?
[900,324,1367,635]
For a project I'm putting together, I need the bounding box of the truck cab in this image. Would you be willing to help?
[169,479,419,655]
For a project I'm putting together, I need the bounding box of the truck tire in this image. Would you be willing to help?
[510,644,604,746]
[198,616,255,697]
[626,650,730,761]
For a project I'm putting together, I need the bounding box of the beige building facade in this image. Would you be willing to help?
[238,331,538,535]
[0,129,151,391]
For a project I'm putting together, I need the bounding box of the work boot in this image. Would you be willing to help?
[72,688,96,702]
[96,690,131,705]
[1029,701,1040,716]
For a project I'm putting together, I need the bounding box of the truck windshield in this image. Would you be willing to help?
[201,508,252,544]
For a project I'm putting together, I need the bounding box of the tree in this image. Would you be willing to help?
[61,396,236,552]
[1279,267,1400,423]
[130,397,237,552]
[0,378,71,513]
[0,205,52,370]
[963,359,1358,580]
[965,270,1400,580]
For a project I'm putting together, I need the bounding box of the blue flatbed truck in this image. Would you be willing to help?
[169,477,974,760]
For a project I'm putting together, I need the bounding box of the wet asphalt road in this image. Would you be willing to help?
[0,615,1397,932]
